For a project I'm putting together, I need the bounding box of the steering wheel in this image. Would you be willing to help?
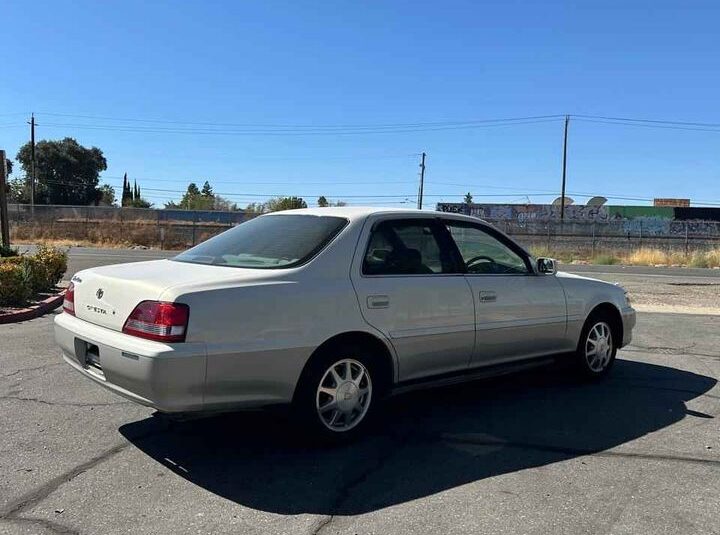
[465,255,495,271]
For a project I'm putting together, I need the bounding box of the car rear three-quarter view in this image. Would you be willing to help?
[55,207,635,441]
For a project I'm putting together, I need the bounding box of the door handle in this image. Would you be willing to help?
[367,295,390,309]
[478,291,497,303]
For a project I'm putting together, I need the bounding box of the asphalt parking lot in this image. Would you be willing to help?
[1,249,719,534]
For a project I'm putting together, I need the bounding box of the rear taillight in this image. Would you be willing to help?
[122,301,190,343]
[63,282,75,315]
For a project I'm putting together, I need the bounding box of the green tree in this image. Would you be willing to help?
[317,196,329,207]
[121,173,133,206]
[127,197,153,208]
[244,202,266,214]
[165,182,213,210]
[8,177,31,203]
[265,196,308,212]
[464,192,473,204]
[212,195,238,211]
[97,184,116,206]
[16,138,107,205]
[164,181,239,211]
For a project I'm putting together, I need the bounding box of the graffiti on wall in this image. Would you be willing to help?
[437,203,610,222]
[437,203,720,228]
[436,203,720,239]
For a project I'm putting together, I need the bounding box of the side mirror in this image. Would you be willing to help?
[537,257,557,274]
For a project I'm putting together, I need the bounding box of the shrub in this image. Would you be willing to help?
[705,249,720,268]
[626,248,669,266]
[0,262,32,306]
[0,246,67,297]
[0,256,47,293]
[0,244,19,257]
[34,245,68,287]
[688,251,709,268]
[592,254,619,265]
[667,251,688,265]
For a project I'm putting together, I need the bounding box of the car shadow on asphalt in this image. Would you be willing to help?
[119,358,716,515]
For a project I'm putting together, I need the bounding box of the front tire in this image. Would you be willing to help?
[574,313,617,379]
[294,344,382,442]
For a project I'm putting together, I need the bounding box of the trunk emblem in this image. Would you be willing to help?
[96,289,104,300]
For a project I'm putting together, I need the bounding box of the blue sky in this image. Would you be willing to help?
[1,0,719,208]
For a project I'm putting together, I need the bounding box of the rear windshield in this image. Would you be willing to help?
[173,214,348,269]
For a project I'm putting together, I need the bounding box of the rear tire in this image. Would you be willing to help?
[293,343,385,443]
[573,312,617,379]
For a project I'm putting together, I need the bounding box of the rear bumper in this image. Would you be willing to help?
[54,312,207,412]
[620,305,636,347]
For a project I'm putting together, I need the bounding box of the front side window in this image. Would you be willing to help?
[363,220,454,275]
[445,221,530,275]
[174,214,347,269]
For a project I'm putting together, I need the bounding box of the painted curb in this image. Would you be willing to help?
[0,290,66,325]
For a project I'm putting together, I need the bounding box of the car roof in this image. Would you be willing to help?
[263,206,488,224]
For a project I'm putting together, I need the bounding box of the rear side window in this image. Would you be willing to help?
[174,214,348,269]
[362,220,454,275]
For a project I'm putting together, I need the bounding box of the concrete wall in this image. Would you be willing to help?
[437,203,720,223]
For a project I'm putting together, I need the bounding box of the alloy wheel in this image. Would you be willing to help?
[315,358,372,432]
[585,321,614,372]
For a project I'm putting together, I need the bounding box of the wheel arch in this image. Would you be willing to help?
[292,330,397,402]
[585,302,624,347]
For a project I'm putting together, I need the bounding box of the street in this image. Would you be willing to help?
[1,249,718,534]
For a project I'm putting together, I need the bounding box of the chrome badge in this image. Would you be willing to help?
[96,288,104,300]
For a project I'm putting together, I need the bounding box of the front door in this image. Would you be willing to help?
[351,217,475,382]
[442,219,568,366]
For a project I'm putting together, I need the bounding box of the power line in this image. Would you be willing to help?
[574,114,720,128]
[38,178,720,205]
[574,118,720,133]
[36,118,563,136]
[36,112,565,129]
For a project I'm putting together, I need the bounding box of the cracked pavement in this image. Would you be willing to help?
[1,259,719,534]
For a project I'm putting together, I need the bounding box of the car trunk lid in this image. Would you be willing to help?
[71,259,269,331]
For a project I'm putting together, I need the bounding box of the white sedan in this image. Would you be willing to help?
[55,207,635,439]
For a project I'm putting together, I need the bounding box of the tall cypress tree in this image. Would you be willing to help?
[121,173,131,206]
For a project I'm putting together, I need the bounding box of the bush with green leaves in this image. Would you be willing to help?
[34,245,68,288]
[0,244,19,257]
[0,261,32,306]
[0,246,67,306]
[0,256,46,295]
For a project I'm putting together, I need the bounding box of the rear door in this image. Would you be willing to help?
[442,219,567,366]
[351,216,475,382]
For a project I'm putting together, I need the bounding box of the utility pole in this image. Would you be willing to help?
[0,150,10,247]
[560,115,569,221]
[417,152,426,209]
[28,113,36,206]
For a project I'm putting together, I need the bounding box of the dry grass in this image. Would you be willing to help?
[625,248,671,266]
[11,238,136,249]
[10,219,229,250]
[531,246,720,269]
[624,248,720,268]
[591,254,620,265]
[704,249,720,267]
